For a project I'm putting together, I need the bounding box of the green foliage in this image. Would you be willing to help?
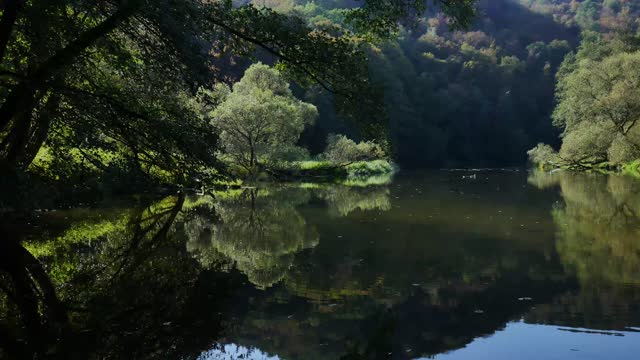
[554,49,640,134]
[608,134,640,165]
[344,0,477,39]
[323,134,386,164]
[211,63,317,175]
[1,0,480,189]
[546,32,640,168]
[576,0,601,29]
[291,0,640,168]
[345,160,395,177]
[558,121,613,164]
[527,143,560,166]
[268,158,394,183]
[297,0,586,167]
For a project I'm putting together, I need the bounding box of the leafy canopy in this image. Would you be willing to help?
[0,0,478,184]
[211,63,318,173]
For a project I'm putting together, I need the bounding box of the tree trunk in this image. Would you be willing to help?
[0,0,22,64]
[249,144,256,174]
[22,93,59,166]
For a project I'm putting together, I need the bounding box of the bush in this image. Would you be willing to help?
[323,134,386,164]
[527,143,559,166]
[346,160,394,177]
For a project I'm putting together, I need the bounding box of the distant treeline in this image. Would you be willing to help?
[266,0,639,167]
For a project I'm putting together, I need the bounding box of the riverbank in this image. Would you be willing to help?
[267,160,395,182]
[0,160,395,213]
[533,160,640,179]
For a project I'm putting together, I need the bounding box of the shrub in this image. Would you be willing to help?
[323,134,386,164]
[527,143,560,166]
[346,160,394,177]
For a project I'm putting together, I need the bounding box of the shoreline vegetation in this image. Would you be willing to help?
[267,159,396,182]
[4,0,640,212]
[3,0,476,215]
[529,158,640,179]
[527,30,640,175]
[1,63,395,211]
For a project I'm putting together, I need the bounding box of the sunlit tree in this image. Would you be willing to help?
[211,64,317,174]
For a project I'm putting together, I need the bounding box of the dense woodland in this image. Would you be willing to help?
[293,0,640,167]
[1,0,640,198]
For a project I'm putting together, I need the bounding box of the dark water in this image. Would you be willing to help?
[1,170,640,359]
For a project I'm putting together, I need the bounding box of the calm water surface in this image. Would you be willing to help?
[1,170,639,359]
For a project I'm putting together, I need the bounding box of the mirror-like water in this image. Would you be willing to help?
[1,170,639,359]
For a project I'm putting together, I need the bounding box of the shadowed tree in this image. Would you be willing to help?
[0,0,477,178]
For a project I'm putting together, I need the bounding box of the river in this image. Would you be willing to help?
[1,169,639,359]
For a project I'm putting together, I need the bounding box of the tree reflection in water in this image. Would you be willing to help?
[0,194,249,359]
[4,172,640,359]
[528,170,640,329]
[186,185,393,289]
[0,183,394,358]
[187,187,319,289]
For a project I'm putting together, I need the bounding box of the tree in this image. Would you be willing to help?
[0,0,477,179]
[549,33,640,166]
[211,63,317,174]
[554,51,640,137]
[575,0,600,29]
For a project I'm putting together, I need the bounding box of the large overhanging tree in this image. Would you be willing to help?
[0,0,476,182]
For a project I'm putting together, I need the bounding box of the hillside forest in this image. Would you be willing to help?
[1,0,640,197]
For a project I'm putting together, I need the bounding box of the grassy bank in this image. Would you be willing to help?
[269,160,396,182]
[534,160,640,178]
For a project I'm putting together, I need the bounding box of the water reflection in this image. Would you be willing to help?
[0,195,249,359]
[187,188,320,289]
[198,343,280,360]
[527,170,640,329]
[2,171,640,359]
[0,238,68,358]
[318,185,391,217]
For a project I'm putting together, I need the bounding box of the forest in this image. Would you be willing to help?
[1,0,640,200]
